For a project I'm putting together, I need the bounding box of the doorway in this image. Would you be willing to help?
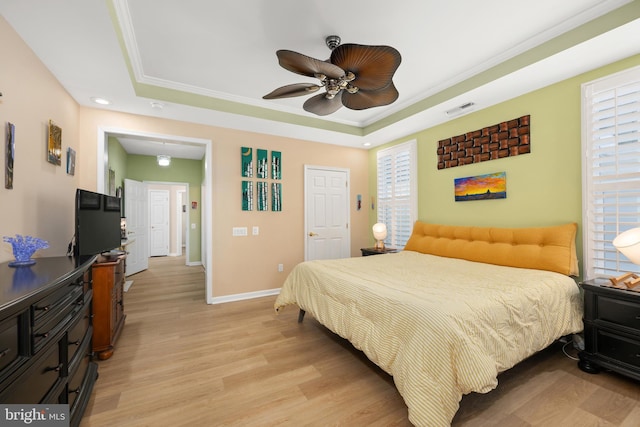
[304,165,351,261]
[97,127,213,304]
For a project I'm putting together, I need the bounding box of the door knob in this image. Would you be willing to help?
[308,232,318,237]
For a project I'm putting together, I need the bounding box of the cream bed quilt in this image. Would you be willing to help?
[274,250,583,427]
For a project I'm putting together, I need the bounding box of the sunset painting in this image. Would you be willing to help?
[454,171,506,202]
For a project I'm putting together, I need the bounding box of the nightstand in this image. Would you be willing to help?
[361,247,398,256]
[578,278,640,381]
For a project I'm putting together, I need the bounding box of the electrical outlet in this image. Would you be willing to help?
[253,226,259,235]
[278,263,284,272]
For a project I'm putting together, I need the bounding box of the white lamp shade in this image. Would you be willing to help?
[372,223,387,241]
[613,227,640,265]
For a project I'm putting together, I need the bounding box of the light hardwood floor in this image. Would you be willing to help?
[80,256,640,427]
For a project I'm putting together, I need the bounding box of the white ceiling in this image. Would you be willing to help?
[2,0,640,159]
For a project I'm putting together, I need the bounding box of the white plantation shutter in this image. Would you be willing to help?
[583,66,640,278]
[377,140,417,249]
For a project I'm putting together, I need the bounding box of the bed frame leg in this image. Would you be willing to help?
[298,309,306,323]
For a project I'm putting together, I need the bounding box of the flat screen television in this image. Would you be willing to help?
[74,188,122,257]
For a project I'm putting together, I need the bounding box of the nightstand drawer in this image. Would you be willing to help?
[597,296,640,330]
[598,329,640,368]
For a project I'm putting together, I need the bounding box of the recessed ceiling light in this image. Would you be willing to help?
[363,142,371,147]
[150,101,164,110]
[90,97,111,105]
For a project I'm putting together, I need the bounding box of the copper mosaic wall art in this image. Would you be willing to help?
[437,115,530,170]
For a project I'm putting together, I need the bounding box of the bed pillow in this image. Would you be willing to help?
[403,221,579,276]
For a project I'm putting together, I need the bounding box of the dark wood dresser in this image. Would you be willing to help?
[91,254,126,360]
[0,255,98,427]
[578,278,640,381]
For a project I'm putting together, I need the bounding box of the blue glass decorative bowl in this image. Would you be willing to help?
[3,235,49,267]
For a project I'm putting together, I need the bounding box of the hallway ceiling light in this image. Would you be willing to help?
[157,155,171,166]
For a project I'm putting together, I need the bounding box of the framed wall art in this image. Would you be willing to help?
[242,180,253,211]
[108,168,116,196]
[5,122,15,189]
[257,181,268,211]
[66,147,76,175]
[47,120,62,165]
[454,171,506,202]
[241,147,253,177]
[271,150,281,180]
[257,149,268,179]
[272,183,282,211]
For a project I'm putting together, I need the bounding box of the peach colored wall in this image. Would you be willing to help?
[0,16,81,263]
[78,109,370,298]
[1,16,370,298]
[212,131,370,297]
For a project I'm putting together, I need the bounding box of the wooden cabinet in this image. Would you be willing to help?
[0,256,98,427]
[578,279,640,381]
[92,254,126,360]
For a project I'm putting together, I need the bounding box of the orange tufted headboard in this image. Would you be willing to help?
[403,221,579,276]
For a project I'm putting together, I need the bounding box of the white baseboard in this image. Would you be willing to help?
[209,288,281,305]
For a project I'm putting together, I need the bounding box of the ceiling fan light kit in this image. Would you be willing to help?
[263,36,401,116]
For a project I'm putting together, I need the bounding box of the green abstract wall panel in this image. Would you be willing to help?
[242,180,253,211]
[241,147,253,177]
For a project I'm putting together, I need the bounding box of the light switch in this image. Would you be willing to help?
[232,227,248,236]
[253,226,259,235]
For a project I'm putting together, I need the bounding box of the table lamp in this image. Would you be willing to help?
[610,227,640,290]
[372,222,387,250]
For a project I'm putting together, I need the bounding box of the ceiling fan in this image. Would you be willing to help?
[263,35,401,116]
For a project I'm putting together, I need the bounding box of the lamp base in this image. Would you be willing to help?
[374,240,385,250]
[609,272,640,291]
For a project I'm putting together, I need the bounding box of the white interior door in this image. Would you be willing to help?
[149,189,170,257]
[124,178,149,276]
[305,166,350,261]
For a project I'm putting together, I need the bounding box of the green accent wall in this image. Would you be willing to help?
[107,135,128,191]
[369,53,640,278]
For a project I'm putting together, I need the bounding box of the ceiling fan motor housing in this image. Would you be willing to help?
[325,35,341,50]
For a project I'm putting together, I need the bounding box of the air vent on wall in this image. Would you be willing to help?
[446,102,475,117]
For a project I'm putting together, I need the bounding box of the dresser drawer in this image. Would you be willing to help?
[597,296,640,330]
[32,283,83,326]
[0,340,62,403]
[32,287,84,353]
[67,302,92,364]
[598,329,640,368]
[67,340,92,410]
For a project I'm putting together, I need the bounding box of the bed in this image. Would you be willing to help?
[274,221,584,426]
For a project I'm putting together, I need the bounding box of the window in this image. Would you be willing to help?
[376,140,417,249]
[582,66,640,279]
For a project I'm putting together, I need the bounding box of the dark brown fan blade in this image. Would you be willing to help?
[303,92,344,116]
[263,83,321,99]
[341,82,399,111]
[276,50,345,80]
[330,44,401,91]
